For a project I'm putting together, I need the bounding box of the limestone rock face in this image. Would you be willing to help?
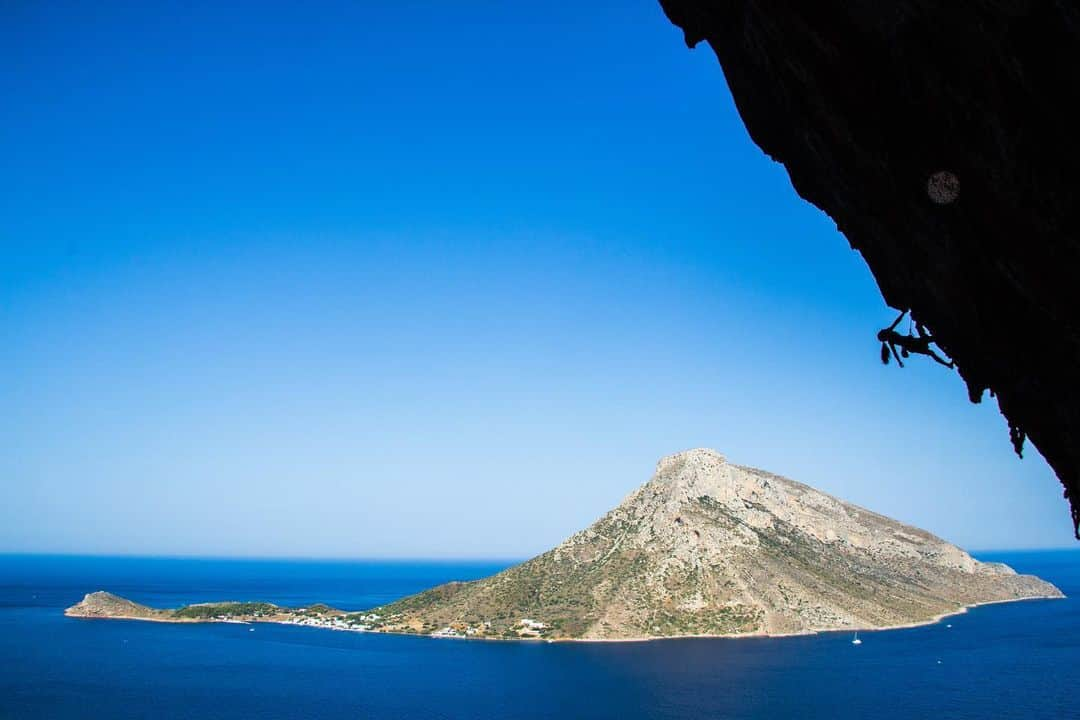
[656,0,1080,537]
[65,591,166,620]
[379,449,1061,639]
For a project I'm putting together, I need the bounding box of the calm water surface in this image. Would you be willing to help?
[1,551,1077,719]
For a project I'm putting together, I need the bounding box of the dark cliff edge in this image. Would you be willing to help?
[656,0,1080,535]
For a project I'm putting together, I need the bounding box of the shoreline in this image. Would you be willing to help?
[557,592,1066,643]
[65,592,1064,644]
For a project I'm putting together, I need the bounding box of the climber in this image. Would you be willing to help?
[877,311,954,369]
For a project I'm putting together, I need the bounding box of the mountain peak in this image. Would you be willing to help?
[648,447,749,510]
[369,450,1062,639]
[655,447,727,474]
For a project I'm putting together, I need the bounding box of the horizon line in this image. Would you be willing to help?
[2,547,1078,563]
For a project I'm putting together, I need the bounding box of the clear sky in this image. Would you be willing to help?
[2,0,1072,558]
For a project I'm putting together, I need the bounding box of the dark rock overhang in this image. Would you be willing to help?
[657,0,1080,536]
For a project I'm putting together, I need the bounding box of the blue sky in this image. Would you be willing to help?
[1,0,1071,557]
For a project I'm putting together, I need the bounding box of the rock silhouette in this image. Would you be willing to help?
[658,0,1080,536]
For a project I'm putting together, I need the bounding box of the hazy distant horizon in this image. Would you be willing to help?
[3,0,1072,557]
[6,546,1080,563]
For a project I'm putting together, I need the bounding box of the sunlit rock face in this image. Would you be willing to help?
[371,449,1061,639]
[656,0,1080,536]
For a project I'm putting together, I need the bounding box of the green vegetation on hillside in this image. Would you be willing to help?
[173,602,280,619]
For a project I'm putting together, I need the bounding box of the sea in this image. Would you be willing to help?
[1,551,1077,719]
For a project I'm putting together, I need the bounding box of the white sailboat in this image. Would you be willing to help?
[852,632,862,645]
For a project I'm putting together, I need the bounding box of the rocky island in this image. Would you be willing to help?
[67,449,1062,640]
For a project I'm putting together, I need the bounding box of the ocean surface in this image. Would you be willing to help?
[1,551,1077,719]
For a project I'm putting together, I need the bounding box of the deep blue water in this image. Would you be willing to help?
[1,551,1077,719]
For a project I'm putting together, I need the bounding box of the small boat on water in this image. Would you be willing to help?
[852,632,862,645]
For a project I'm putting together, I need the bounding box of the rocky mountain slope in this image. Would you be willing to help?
[66,592,340,624]
[372,449,1061,639]
[65,591,172,621]
[67,450,1061,640]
